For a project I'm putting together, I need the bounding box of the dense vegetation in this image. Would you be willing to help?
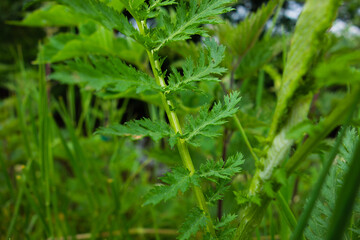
[1,0,360,239]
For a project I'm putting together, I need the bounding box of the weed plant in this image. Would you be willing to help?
[1,0,360,239]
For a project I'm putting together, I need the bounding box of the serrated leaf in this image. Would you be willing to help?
[51,56,160,93]
[234,191,261,206]
[178,207,207,240]
[36,25,145,65]
[205,180,230,205]
[96,118,172,142]
[216,0,278,57]
[55,0,148,47]
[269,0,340,138]
[199,153,244,182]
[183,91,241,146]
[166,38,226,95]
[235,37,284,79]
[215,214,237,229]
[153,0,234,51]
[305,128,360,240]
[144,167,198,206]
[120,0,176,21]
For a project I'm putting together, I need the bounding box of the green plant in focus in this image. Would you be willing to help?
[1,0,360,239]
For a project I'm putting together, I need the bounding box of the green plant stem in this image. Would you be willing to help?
[233,115,259,163]
[136,20,216,237]
[276,192,305,240]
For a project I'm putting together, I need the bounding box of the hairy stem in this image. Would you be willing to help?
[136,20,216,237]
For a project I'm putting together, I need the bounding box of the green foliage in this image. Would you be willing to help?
[152,0,234,51]
[3,0,360,240]
[55,0,144,45]
[235,37,284,79]
[166,39,226,96]
[183,91,241,146]
[314,51,360,87]
[9,3,85,27]
[52,56,159,92]
[96,118,174,143]
[36,26,145,64]
[269,0,341,139]
[305,128,360,239]
[199,153,244,182]
[178,207,208,240]
[143,166,199,206]
[216,0,278,57]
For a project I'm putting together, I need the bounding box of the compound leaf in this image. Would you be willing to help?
[51,56,160,93]
[178,207,208,240]
[96,118,173,142]
[199,153,244,182]
[152,0,234,51]
[144,167,198,206]
[166,38,226,95]
[183,91,241,146]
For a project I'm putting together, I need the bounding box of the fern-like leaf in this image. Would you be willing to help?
[52,56,160,93]
[120,0,176,21]
[178,207,208,240]
[183,91,241,146]
[205,180,230,205]
[144,167,199,206]
[95,118,173,143]
[152,0,234,51]
[215,214,237,239]
[166,38,226,95]
[216,0,278,57]
[56,0,149,46]
[305,128,360,240]
[199,153,244,182]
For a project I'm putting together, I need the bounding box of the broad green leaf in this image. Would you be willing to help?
[36,26,145,65]
[143,167,198,205]
[183,91,241,146]
[269,0,341,139]
[8,4,85,27]
[178,207,208,240]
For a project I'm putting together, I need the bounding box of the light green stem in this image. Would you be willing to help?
[233,115,259,163]
[136,20,216,237]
